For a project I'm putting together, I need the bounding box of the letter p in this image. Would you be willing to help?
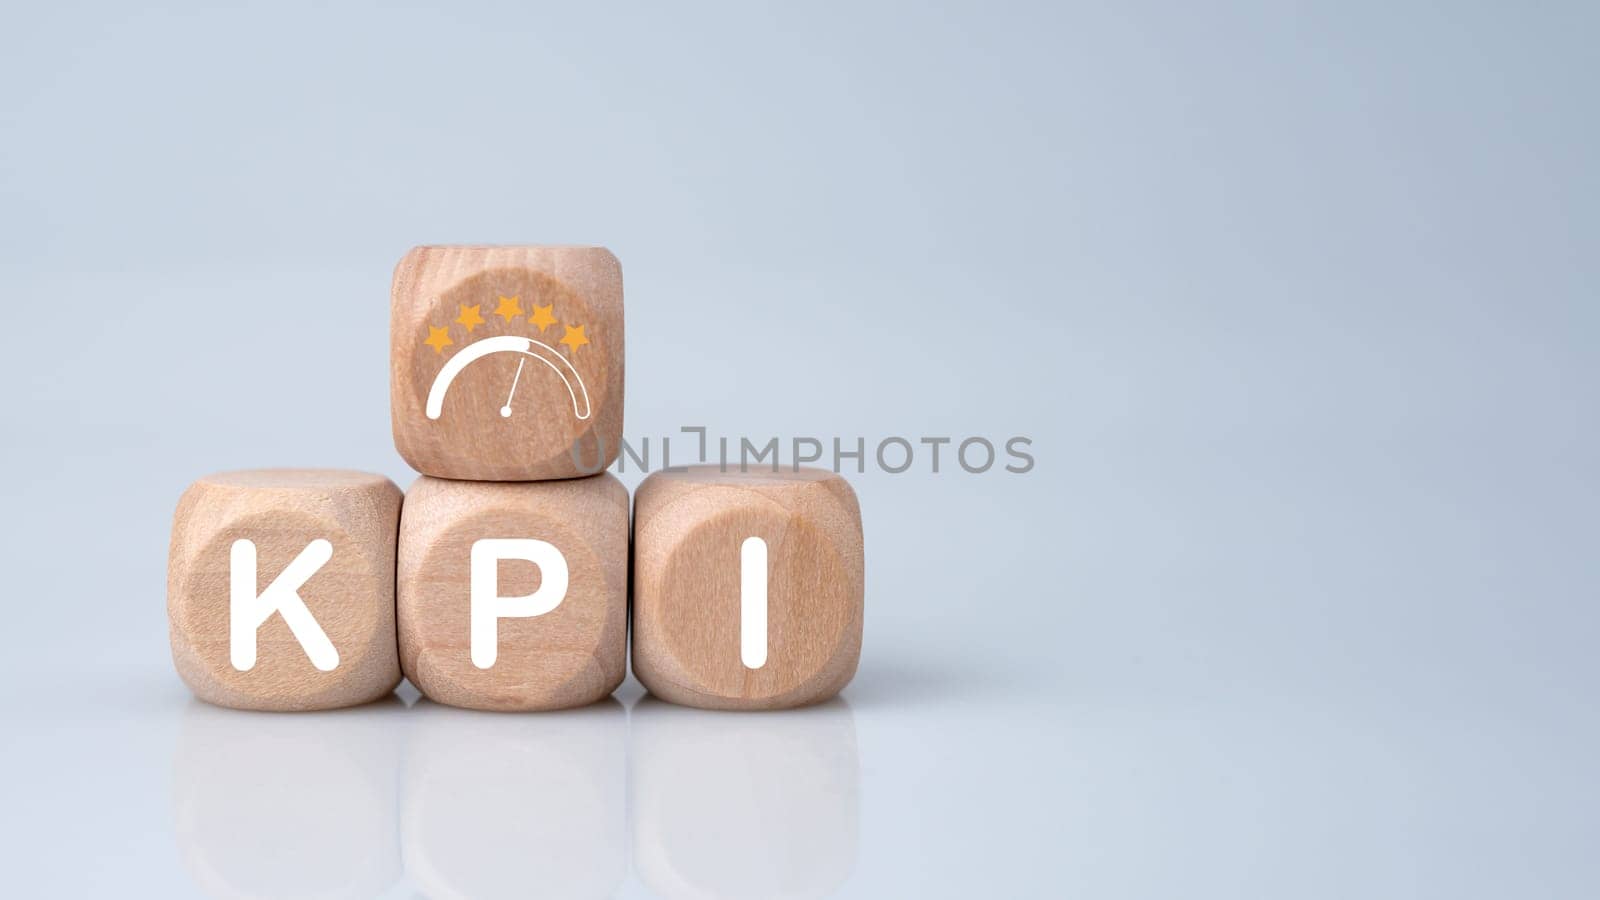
[470,538,568,669]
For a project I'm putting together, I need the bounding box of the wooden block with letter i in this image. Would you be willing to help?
[397,474,630,711]
[391,245,625,481]
[631,466,865,710]
[167,469,404,711]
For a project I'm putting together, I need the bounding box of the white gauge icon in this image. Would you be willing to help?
[425,335,592,421]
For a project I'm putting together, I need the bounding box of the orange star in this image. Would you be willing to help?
[494,295,524,322]
[455,303,485,332]
[559,324,589,353]
[423,325,454,354]
[528,303,557,332]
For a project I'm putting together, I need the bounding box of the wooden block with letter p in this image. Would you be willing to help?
[631,466,865,710]
[390,245,624,481]
[167,469,403,711]
[397,474,629,711]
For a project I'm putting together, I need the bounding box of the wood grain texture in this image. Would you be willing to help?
[390,245,624,481]
[398,474,629,711]
[631,466,865,710]
[167,469,403,711]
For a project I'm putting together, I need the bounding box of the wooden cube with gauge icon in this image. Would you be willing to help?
[631,466,865,710]
[167,469,404,711]
[397,473,630,711]
[391,245,624,481]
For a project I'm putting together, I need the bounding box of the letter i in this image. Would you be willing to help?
[740,536,768,669]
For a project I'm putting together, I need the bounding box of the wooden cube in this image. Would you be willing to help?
[632,467,865,710]
[397,474,629,711]
[390,245,624,481]
[167,469,403,711]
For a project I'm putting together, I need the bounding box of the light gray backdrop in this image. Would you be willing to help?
[1,1,1595,897]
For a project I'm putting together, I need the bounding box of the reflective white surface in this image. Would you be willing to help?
[8,659,1597,897]
[631,697,858,899]
[162,686,866,899]
[401,698,627,899]
[24,676,885,898]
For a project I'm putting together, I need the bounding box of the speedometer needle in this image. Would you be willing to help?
[500,358,526,417]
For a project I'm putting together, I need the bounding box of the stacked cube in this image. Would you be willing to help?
[168,246,864,712]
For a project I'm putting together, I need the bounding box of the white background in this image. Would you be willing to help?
[2,1,1595,896]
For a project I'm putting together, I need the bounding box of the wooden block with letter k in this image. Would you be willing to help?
[167,469,403,711]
